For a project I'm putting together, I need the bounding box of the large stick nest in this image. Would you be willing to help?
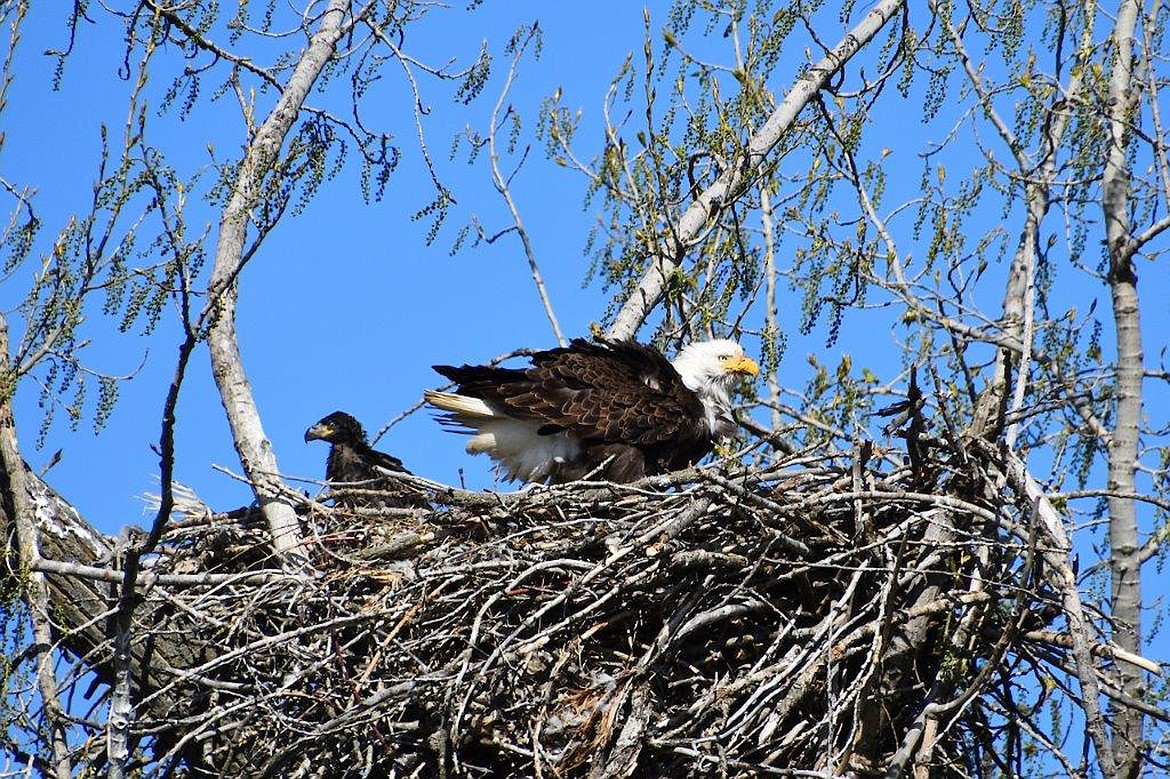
[103,423,1100,778]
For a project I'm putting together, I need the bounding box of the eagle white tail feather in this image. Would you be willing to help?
[423,390,496,418]
[424,390,581,481]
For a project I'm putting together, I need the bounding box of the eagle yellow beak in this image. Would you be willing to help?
[725,355,760,377]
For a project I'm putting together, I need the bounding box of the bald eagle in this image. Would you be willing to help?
[304,411,428,508]
[424,338,759,484]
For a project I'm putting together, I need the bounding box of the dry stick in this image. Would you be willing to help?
[486,23,566,347]
[134,611,371,713]
[760,182,782,430]
[889,493,1038,777]
[930,1,1063,444]
[451,497,715,739]
[660,616,798,742]
[592,680,649,778]
[837,538,901,772]
[107,125,213,776]
[0,315,71,779]
[205,0,368,566]
[986,693,1083,778]
[453,516,678,722]
[721,569,871,745]
[725,575,867,750]
[29,557,285,588]
[13,420,1125,772]
[919,2,1112,446]
[531,638,582,777]
[1140,7,1170,206]
[606,0,906,340]
[696,471,809,554]
[19,470,211,681]
[1023,630,1161,676]
[827,565,869,767]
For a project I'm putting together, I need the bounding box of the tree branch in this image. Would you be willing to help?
[205,0,367,566]
[981,440,1118,776]
[0,313,71,779]
[485,23,565,346]
[1102,1,1146,772]
[606,0,906,339]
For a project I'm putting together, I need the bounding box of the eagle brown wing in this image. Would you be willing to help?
[521,339,708,446]
[327,441,409,484]
[306,412,427,508]
[436,339,707,446]
[326,442,430,508]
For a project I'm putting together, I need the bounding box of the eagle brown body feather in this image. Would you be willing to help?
[431,339,741,484]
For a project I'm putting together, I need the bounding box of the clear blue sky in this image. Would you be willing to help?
[3,1,1166,577]
[5,1,884,530]
[3,4,1168,761]
[4,2,671,527]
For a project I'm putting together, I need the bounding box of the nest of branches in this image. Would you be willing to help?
[80,420,1139,779]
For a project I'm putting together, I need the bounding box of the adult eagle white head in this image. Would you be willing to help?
[424,338,760,484]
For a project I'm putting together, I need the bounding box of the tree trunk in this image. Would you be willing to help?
[206,0,358,565]
[0,315,72,779]
[1102,1,1145,774]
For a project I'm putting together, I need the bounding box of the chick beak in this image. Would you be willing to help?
[304,423,330,443]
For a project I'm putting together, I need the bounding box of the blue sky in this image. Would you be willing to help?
[4,1,884,530]
[4,2,670,527]
[2,1,1166,574]
[3,2,1168,766]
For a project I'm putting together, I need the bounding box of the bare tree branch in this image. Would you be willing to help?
[0,314,71,779]
[485,23,565,346]
[1102,1,1146,773]
[982,440,1118,776]
[606,0,906,339]
[205,0,368,566]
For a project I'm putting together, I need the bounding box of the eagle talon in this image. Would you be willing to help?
[714,442,736,460]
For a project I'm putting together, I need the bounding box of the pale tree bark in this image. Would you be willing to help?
[1102,0,1145,774]
[988,442,1118,778]
[760,183,782,431]
[207,0,361,565]
[605,0,906,340]
[0,315,71,779]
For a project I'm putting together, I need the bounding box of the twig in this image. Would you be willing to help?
[0,313,71,779]
[484,23,566,346]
